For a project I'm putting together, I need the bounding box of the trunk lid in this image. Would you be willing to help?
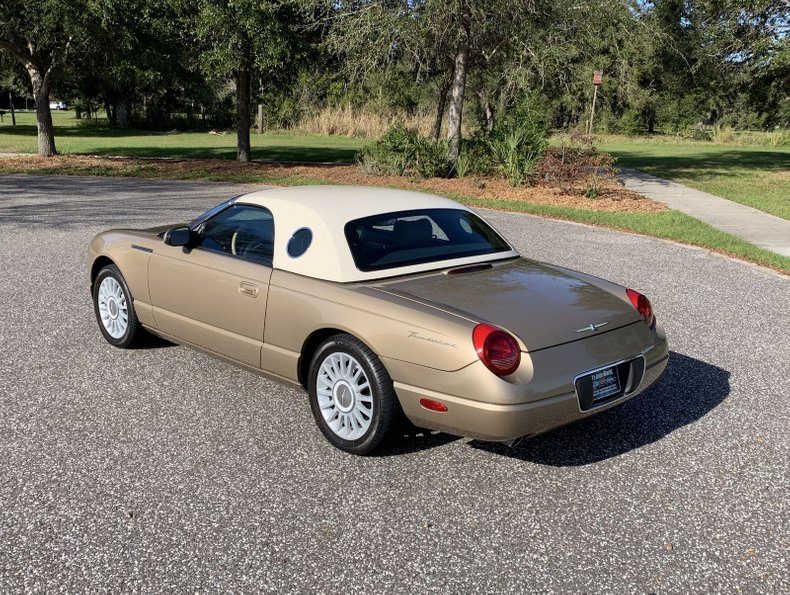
[373,258,640,351]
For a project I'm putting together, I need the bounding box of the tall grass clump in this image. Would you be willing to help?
[299,105,436,138]
[766,129,790,147]
[711,123,736,144]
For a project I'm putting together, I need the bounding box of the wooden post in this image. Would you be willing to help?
[257,103,264,135]
[9,91,16,126]
[588,85,598,140]
[588,70,603,141]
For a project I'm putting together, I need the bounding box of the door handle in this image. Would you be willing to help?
[239,282,259,297]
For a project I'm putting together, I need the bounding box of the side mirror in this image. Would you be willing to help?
[163,227,195,251]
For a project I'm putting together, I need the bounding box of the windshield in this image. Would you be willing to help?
[344,208,512,272]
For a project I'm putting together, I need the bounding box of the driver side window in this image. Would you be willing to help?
[197,204,274,266]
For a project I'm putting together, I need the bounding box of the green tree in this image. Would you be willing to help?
[79,0,185,128]
[192,0,297,162]
[0,0,89,155]
[319,0,546,162]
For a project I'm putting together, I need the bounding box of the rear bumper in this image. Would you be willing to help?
[394,345,669,442]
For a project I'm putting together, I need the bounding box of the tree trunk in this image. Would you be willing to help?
[236,62,252,162]
[27,66,57,156]
[105,100,114,125]
[9,91,16,126]
[113,99,130,128]
[485,100,494,131]
[446,6,471,164]
[433,77,452,141]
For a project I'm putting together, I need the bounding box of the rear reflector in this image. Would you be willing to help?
[419,398,448,412]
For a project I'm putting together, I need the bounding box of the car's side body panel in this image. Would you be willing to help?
[148,245,273,368]
[262,269,480,383]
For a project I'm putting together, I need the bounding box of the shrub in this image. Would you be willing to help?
[485,115,548,186]
[357,98,553,185]
[357,124,451,178]
[456,131,494,177]
[679,127,713,142]
[455,151,472,177]
[616,108,647,135]
[537,145,618,194]
[413,137,452,178]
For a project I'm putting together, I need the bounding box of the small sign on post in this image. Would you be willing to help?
[588,70,603,140]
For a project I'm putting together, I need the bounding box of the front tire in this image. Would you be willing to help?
[308,334,396,455]
[93,265,143,348]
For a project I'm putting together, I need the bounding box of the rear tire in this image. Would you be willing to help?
[93,265,143,348]
[308,334,396,455]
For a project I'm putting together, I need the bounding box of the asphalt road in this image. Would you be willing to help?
[1,175,788,592]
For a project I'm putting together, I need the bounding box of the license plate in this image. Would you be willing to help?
[591,367,621,401]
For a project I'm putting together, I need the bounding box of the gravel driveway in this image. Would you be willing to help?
[1,175,787,592]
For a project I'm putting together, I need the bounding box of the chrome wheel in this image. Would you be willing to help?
[97,276,129,339]
[316,352,373,440]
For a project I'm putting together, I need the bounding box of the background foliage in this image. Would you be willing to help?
[1,0,787,153]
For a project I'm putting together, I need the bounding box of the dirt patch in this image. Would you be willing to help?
[0,155,667,213]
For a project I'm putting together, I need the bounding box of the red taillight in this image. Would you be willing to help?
[472,323,521,376]
[626,288,654,326]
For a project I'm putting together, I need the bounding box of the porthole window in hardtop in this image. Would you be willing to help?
[197,204,274,266]
[344,208,511,272]
[287,228,313,258]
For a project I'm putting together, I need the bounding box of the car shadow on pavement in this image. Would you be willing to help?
[130,333,177,350]
[468,351,730,466]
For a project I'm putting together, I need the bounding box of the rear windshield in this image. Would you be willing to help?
[344,208,512,272]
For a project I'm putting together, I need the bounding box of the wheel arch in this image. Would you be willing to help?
[90,256,116,292]
[298,327,374,389]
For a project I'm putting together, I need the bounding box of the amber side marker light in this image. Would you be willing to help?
[473,323,521,376]
[626,288,655,328]
[420,398,448,412]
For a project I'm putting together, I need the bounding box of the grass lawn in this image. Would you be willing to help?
[0,111,368,162]
[596,135,790,220]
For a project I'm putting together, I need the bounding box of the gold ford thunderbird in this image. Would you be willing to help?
[89,186,669,454]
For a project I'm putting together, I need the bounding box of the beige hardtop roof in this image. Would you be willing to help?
[235,185,519,282]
